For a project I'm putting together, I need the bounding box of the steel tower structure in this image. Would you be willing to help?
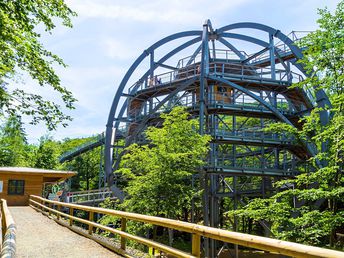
[104,21,331,256]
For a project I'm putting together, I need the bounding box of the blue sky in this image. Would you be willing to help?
[21,0,340,143]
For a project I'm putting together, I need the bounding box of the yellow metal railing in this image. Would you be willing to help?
[29,195,344,258]
[0,199,16,258]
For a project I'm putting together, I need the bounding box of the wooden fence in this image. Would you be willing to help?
[29,195,344,258]
[0,199,16,258]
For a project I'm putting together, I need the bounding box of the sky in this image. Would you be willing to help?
[20,0,341,143]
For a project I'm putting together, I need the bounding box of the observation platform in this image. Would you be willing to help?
[205,165,298,177]
[127,56,313,109]
[118,43,314,179]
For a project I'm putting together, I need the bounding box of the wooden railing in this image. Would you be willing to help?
[0,199,16,258]
[29,195,344,258]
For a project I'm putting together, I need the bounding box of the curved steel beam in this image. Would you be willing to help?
[110,77,199,181]
[207,75,318,160]
[218,37,245,60]
[106,22,330,185]
[114,36,202,130]
[105,30,202,179]
[186,44,202,66]
[219,32,269,48]
[204,19,214,33]
[133,36,202,92]
[218,22,331,126]
[217,22,302,59]
[107,31,202,128]
[109,36,204,183]
[207,75,292,125]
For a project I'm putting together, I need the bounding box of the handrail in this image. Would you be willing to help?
[130,60,303,94]
[29,195,343,258]
[132,91,296,121]
[176,49,248,69]
[59,133,105,162]
[209,128,295,143]
[59,125,128,163]
[0,199,16,258]
[66,190,114,204]
[67,188,110,196]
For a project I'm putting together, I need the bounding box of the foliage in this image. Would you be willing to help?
[71,153,100,190]
[97,197,121,237]
[0,0,77,130]
[0,115,35,166]
[0,112,102,192]
[61,137,102,191]
[34,135,61,169]
[118,107,211,220]
[230,1,344,248]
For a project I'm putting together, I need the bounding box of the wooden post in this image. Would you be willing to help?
[69,208,74,226]
[57,205,61,220]
[1,202,5,240]
[48,202,52,216]
[88,211,94,235]
[192,234,201,258]
[120,218,127,250]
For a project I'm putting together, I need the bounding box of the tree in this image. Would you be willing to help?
[60,137,102,191]
[71,151,100,191]
[0,115,35,166]
[118,107,211,220]
[0,1,77,130]
[230,1,344,248]
[34,135,62,169]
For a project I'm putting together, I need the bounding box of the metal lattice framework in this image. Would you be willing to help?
[104,20,331,256]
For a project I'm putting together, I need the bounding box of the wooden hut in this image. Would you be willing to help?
[0,167,76,206]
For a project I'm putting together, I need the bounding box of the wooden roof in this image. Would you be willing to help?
[0,167,76,180]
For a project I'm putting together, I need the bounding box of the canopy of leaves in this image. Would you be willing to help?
[0,0,77,130]
[118,107,211,220]
[55,136,102,191]
[0,113,102,192]
[230,1,344,248]
[0,115,35,166]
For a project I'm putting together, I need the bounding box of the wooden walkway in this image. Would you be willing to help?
[9,207,121,258]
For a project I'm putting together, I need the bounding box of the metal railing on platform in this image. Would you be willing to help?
[59,126,128,163]
[66,188,115,204]
[176,49,248,69]
[0,199,16,258]
[30,195,344,258]
[209,128,295,143]
[132,93,296,122]
[59,133,105,163]
[129,60,303,94]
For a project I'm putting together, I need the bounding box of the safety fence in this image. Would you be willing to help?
[0,199,16,258]
[59,133,105,163]
[66,188,115,204]
[131,61,301,93]
[29,195,344,258]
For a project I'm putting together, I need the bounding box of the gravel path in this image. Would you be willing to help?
[10,207,122,258]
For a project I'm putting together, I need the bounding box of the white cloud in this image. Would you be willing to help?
[9,64,127,141]
[57,65,127,110]
[20,0,342,143]
[101,38,140,60]
[25,115,105,143]
[67,0,253,25]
